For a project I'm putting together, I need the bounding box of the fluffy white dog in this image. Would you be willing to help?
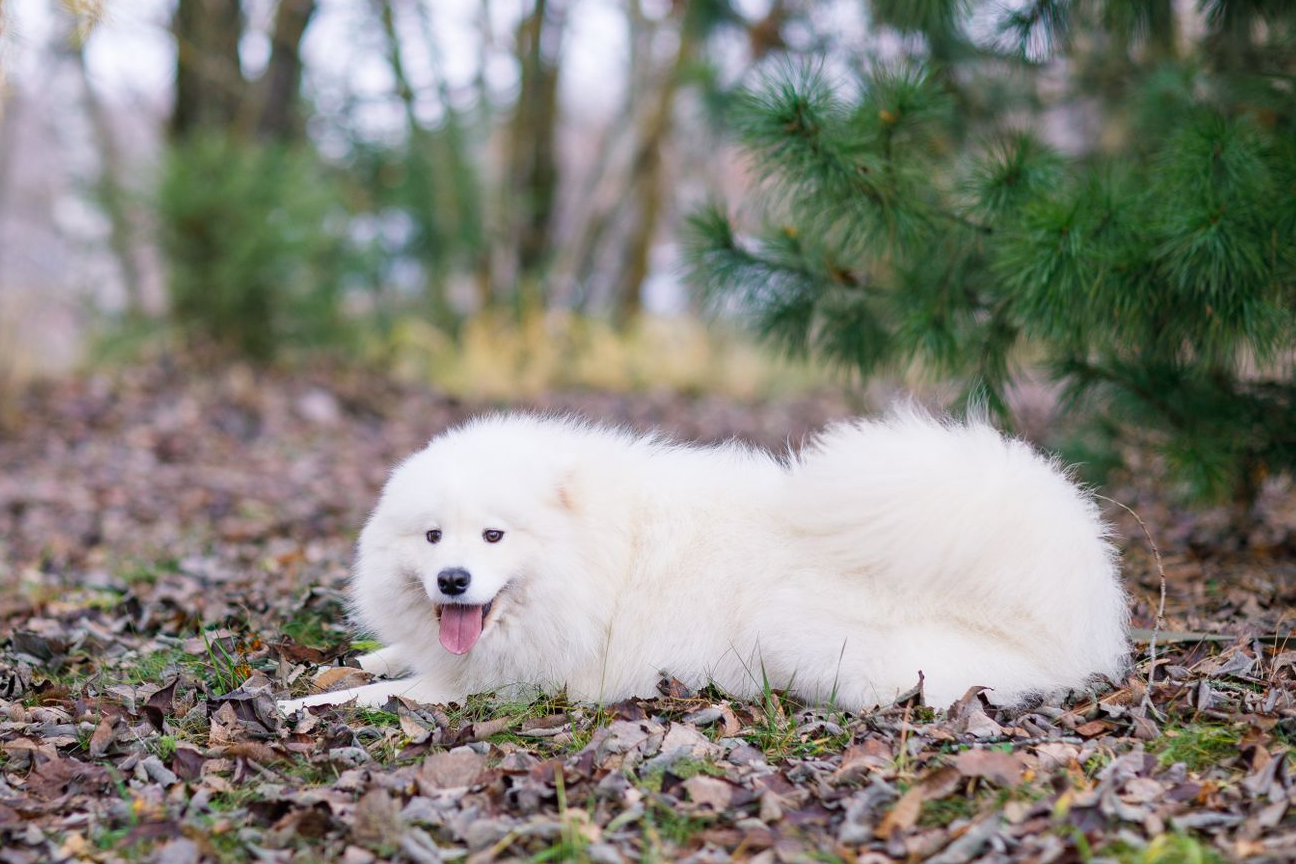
[279,410,1128,713]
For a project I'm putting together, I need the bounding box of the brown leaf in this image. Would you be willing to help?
[270,640,350,665]
[27,756,111,801]
[661,723,717,758]
[11,631,66,662]
[683,775,735,810]
[311,667,374,692]
[875,785,924,839]
[171,742,208,781]
[657,676,694,699]
[834,740,892,784]
[142,677,179,731]
[208,701,239,746]
[1130,714,1160,741]
[954,749,1024,786]
[718,703,742,737]
[917,766,962,801]
[521,713,569,732]
[960,708,1005,738]
[1075,720,1113,738]
[276,804,333,840]
[1034,742,1080,770]
[947,686,989,718]
[222,742,283,764]
[466,716,513,742]
[1120,777,1165,804]
[418,748,486,790]
[88,714,117,759]
[399,713,435,743]
[352,789,402,846]
[151,837,200,864]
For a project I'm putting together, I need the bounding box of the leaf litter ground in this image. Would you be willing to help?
[2,364,1296,864]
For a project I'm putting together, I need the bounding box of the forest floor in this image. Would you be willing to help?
[2,362,1296,864]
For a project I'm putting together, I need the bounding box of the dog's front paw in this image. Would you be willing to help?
[277,696,311,714]
[277,691,349,713]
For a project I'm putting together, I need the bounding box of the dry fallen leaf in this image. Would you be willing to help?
[88,714,117,759]
[312,667,376,693]
[1075,719,1114,738]
[954,749,1025,786]
[351,789,403,846]
[419,748,486,789]
[875,785,924,839]
[683,775,735,810]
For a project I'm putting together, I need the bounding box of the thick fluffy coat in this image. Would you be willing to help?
[279,411,1128,713]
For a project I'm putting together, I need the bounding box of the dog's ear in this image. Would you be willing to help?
[553,453,580,514]
[556,481,579,513]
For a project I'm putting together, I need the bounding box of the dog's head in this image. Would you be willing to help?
[350,414,608,663]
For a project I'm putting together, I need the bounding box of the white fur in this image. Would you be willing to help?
[279,409,1128,713]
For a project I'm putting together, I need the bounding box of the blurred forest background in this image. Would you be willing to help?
[1,0,847,397]
[0,0,1294,524]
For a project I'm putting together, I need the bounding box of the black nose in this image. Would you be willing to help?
[437,567,471,596]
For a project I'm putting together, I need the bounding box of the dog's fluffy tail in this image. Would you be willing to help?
[785,406,1129,696]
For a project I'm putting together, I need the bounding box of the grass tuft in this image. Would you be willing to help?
[1110,833,1227,864]
[1151,723,1243,771]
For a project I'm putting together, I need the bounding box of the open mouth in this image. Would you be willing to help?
[435,598,498,655]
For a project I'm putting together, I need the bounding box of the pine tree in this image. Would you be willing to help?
[686,0,1296,514]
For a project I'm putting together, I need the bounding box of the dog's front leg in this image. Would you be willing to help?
[278,675,458,713]
[353,643,413,677]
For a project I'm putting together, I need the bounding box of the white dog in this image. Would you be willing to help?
[279,410,1128,714]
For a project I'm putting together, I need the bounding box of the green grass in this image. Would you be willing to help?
[354,708,402,727]
[279,758,343,787]
[637,757,726,793]
[281,590,354,649]
[432,691,611,756]
[153,735,177,761]
[207,829,251,864]
[194,630,252,696]
[918,794,978,828]
[281,613,338,650]
[1082,749,1115,778]
[91,825,138,855]
[719,661,853,762]
[741,693,851,762]
[645,800,713,847]
[531,771,593,862]
[206,786,264,814]
[1108,833,1227,864]
[115,646,190,685]
[107,633,252,697]
[113,555,181,586]
[1151,723,1244,771]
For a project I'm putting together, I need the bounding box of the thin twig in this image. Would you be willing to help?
[1096,494,1166,718]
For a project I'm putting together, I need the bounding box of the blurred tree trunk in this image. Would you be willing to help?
[70,40,145,318]
[506,0,566,293]
[376,0,457,329]
[256,0,318,142]
[0,85,20,279]
[413,1,488,310]
[610,7,699,326]
[170,0,246,139]
[171,0,317,143]
[472,0,499,309]
[550,0,658,312]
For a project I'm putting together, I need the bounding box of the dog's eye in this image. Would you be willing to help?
[425,529,442,544]
[482,529,504,543]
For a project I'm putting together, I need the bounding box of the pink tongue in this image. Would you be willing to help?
[439,605,485,655]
